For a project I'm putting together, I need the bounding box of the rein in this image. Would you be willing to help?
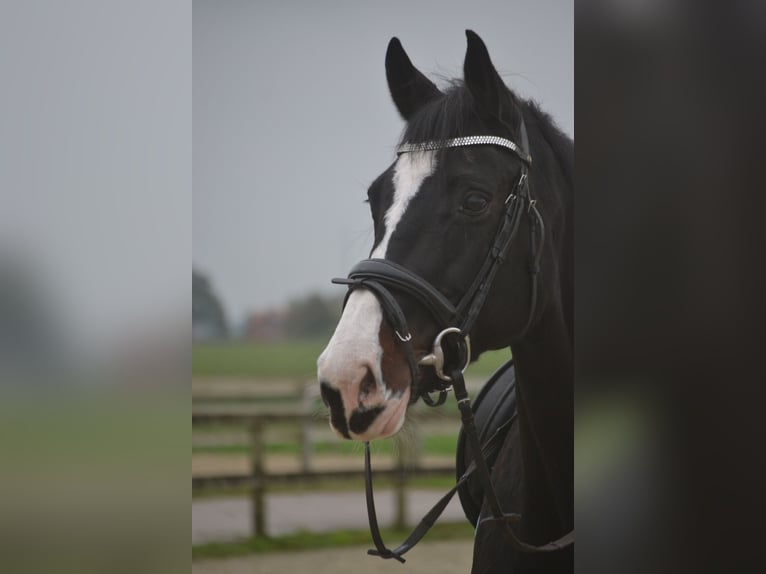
[364,368,574,563]
[332,116,574,562]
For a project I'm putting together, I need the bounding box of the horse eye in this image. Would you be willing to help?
[461,193,489,214]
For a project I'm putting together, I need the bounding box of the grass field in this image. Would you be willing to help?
[192,340,328,379]
[192,522,473,559]
[192,339,511,380]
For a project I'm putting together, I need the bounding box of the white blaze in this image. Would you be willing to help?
[318,151,436,394]
[371,151,437,258]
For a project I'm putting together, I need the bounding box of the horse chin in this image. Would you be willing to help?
[411,366,445,402]
[350,386,411,441]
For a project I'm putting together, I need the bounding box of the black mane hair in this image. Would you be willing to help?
[525,101,573,190]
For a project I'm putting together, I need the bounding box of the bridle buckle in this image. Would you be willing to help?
[418,327,471,382]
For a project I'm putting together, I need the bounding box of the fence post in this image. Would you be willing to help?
[412,423,423,469]
[394,441,410,530]
[394,426,425,529]
[249,418,266,537]
[300,383,314,472]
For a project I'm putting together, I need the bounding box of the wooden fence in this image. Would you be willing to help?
[192,409,457,538]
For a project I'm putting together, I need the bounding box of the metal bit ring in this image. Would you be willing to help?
[418,327,471,382]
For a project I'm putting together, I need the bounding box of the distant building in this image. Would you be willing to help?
[244,309,286,341]
[193,269,229,341]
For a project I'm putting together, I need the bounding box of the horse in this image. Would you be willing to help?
[317,31,573,573]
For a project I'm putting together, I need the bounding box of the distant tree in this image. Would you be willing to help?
[0,257,63,378]
[283,293,343,339]
[192,269,229,341]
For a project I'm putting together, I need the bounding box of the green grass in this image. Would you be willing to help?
[193,340,327,379]
[192,340,510,380]
[192,522,473,560]
[466,347,512,378]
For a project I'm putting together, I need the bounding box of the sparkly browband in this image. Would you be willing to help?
[396,135,532,165]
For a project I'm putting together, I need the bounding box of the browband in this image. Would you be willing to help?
[397,134,532,165]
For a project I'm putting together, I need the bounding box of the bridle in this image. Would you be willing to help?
[331,116,574,562]
[333,121,543,406]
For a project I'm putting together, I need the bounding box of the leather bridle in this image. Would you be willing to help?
[331,116,574,562]
[333,120,543,406]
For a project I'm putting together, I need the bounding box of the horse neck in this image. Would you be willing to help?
[510,294,573,542]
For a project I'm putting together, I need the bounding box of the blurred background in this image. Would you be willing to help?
[0,2,190,574]
[191,2,572,572]
[7,1,763,573]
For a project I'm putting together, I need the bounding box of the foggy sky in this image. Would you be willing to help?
[1,1,190,355]
[193,0,573,324]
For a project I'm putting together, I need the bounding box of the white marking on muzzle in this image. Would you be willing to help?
[317,289,384,399]
[318,151,436,412]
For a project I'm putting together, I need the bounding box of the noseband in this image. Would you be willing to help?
[332,118,544,406]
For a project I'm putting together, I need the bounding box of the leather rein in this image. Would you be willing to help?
[331,117,574,562]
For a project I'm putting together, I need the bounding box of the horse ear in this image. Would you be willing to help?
[463,30,517,124]
[386,37,442,120]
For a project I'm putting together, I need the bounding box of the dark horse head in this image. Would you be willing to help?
[318,31,572,442]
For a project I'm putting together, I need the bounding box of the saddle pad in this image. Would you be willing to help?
[455,358,517,526]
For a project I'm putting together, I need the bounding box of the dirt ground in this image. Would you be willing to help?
[192,539,474,574]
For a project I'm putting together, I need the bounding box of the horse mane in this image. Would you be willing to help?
[524,100,573,190]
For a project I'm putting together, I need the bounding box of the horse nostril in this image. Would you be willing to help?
[319,380,332,407]
[359,367,376,400]
[319,381,350,439]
